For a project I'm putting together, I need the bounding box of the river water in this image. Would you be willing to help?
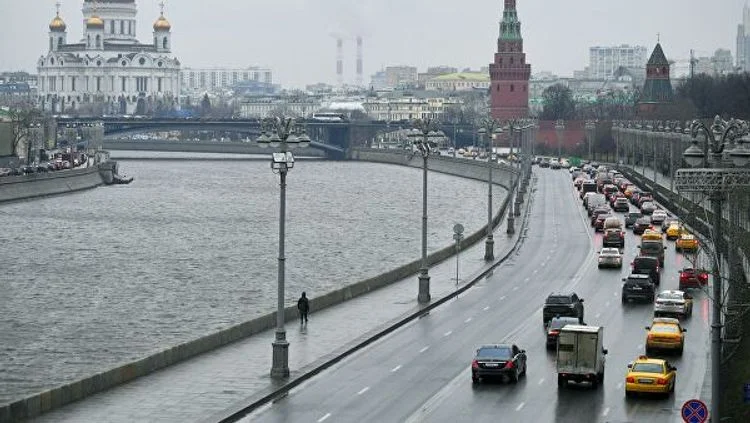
[0,153,504,405]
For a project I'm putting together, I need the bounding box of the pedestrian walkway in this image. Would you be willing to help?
[33,197,528,422]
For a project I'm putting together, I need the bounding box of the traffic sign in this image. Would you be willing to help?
[453,223,464,235]
[681,399,708,423]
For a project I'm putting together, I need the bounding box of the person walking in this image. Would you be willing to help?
[297,292,309,324]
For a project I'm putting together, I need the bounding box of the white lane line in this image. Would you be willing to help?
[500,296,506,301]
[483,306,490,311]
[516,402,525,411]
[419,346,430,353]
[541,262,547,267]
[602,407,610,417]
[512,286,519,291]
[617,382,624,389]
[533,269,538,274]
[357,387,370,395]
[538,378,545,385]
[318,413,331,422]
[465,317,472,323]
[391,365,402,372]
[524,277,530,282]
[444,331,453,337]
[595,313,601,319]
[637,344,643,350]
[605,301,610,307]
[614,292,619,296]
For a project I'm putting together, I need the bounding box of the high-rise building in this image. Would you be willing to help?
[180,67,272,92]
[588,45,648,80]
[737,3,750,71]
[489,0,531,119]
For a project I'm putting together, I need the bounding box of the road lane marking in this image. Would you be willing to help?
[614,292,618,296]
[419,346,430,353]
[524,277,530,282]
[637,344,643,350]
[391,365,402,372]
[516,402,525,411]
[541,262,547,267]
[483,306,490,311]
[538,378,545,385]
[617,382,623,389]
[602,407,610,417]
[500,296,506,300]
[357,387,370,395]
[318,413,331,422]
[512,286,519,291]
[605,301,610,307]
[465,317,472,323]
[533,269,538,274]
[595,313,601,319]
[444,331,453,337]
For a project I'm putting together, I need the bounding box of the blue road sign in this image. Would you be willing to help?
[681,399,708,423]
[744,383,750,403]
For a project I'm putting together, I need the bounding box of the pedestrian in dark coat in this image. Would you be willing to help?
[297,292,309,324]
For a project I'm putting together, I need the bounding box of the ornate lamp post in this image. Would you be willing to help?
[584,120,595,161]
[505,120,520,234]
[555,119,565,161]
[256,116,311,379]
[478,117,503,261]
[676,116,750,422]
[409,118,443,303]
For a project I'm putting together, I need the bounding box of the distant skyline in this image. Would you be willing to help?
[0,0,745,88]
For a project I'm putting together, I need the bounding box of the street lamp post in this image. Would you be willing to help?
[555,120,565,161]
[409,118,442,303]
[506,121,517,235]
[478,117,502,261]
[676,116,750,422]
[256,116,311,379]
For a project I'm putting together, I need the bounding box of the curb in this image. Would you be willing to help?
[210,172,536,423]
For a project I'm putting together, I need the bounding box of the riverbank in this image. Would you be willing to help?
[0,161,117,204]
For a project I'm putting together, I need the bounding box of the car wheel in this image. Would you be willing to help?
[645,346,652,355]
[510,369,519,383]
[670,377,676,393]
[557,375,566,388]
[621,296,627,304]
[678,345,684,355]
[626,390,635,398]
[598,372,604,384]
[472,376,479,384]
[522,363,527,376]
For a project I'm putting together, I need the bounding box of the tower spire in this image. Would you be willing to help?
[56,1,61,16]
[159,1,165,16]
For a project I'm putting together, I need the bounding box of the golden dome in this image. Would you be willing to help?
[153,14,171,31]
[49,14,66,31]
[86,15,104,28]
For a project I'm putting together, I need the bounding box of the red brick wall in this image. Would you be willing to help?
[534,120,587,151]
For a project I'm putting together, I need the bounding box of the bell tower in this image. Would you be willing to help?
[489,0,531,119]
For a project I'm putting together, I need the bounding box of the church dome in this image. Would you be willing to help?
[153,14,171,31]
[86,15,105,29]
[49,14,66,31]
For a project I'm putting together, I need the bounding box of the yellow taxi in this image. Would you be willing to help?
[645,317,686,355]
[624,185,637,198]
[676,234,699,253]
[642,229,663,241]
[665,223,683,240]
[625,356,677,397]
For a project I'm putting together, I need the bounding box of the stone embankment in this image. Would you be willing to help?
[0,161,117,204]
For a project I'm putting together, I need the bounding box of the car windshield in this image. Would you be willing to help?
[549,318,578,329]
[641,242,662,254]
[601,248,619,255]
[631,363,664,374]
[636,218,651,224]
[477,347,512,359]
[658,292,683,300]
[634,258,658,269]
[652,324,680,333]
[627,278,650,285]
[546,296,572,304]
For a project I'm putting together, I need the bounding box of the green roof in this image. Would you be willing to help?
[430,72,489,82]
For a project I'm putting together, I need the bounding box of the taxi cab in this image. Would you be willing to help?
[625,356,677,397]
[665,223,683,240]
[624,185,637,198]
[676,234,699,253]
[642,229,663,241]
[645,317,686,355]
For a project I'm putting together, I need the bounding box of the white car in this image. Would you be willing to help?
[651,210,668,225]
[597,247,623,268]
[654,290,693,318]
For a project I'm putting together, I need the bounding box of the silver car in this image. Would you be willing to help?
[597,248,623,268]
[654,290,693,318]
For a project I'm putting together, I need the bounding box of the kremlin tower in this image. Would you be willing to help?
[489,0,531,119]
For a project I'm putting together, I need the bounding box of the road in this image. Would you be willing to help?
[239,169,711,423]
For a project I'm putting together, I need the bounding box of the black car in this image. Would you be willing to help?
[472,344,527,383]
[632,255,661,285]
[633,216,652,235]
[546,317,582,348]
[621,274,656,303]
[625,212,643,228]
[602,228,625,249]
[543,293,585,323]
[639,240,666,267]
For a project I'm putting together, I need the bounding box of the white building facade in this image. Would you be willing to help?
[588,45,648,80]
[37,0,181,115]
[181,67,272,93]
[363,96,463,121]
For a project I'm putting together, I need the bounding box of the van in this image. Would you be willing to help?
[633,255,661,284]
[580,181,597,198]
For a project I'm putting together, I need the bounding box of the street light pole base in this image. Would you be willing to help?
[484,237,495,261]
[270,333,289,379]
[506,216,515,235]
[417,270,431,303]
[514,200,522,216]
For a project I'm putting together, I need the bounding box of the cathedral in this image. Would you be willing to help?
[37,0,181,115]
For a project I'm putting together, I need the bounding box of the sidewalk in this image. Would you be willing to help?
[33,196,528,422]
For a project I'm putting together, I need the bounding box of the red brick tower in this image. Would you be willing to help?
[489,0,531,119]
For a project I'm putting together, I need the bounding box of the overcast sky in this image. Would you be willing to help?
[0,0,745,87]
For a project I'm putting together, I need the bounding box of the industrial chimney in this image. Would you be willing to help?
[356,36,363,87]
[336,38,344,86]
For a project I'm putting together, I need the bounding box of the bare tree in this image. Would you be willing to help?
[8,103,42,161]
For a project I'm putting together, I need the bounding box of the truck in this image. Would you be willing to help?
[556,325,607,389]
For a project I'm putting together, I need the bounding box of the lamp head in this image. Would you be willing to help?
[730,133,750,167]
[268,131,282,148]
[683,139,705,168]
[256,131,269,148]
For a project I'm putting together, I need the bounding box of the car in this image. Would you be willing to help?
[602,184,619,197]
[654,290,693,318]
[22,165,36,174]
[641,229,663,241]
[550,160,561,169]
[602,229,625,249]
[543,293,585,324]
[624,212,643,228]
[598,247,623,268]
[645,317,686,355]
[624,185,638,198]
[639,239,666,267]
[676,234,699,253]
[546,316,582,348]
[625,356,677,397]
[622,274,656,303]
[679,268,709,290]
[640,201,657,215]
[665,222,683,240]
[661,218,679,232]
[651,210,668,225]
[539,158,550,168]
[633,216,652,235]
[603,216,623,230]
[594,213,612,232]
[471,344,527,384]
[632,255,661,285]
[637,196,655,209]
[590,205,610,222]
[613,197,630,212]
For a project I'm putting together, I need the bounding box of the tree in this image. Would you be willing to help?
[200,94,212,116]
[541,84,576,120]
[8,105,42,162]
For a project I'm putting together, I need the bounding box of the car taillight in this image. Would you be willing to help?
[656,378,668,385]
[626,376,635,383]
[647,334,654,340]
[472,360,479,369]
[620,232,624,238]
[504,361,515,369]
[700,274,708,280]
[548,330,560,336]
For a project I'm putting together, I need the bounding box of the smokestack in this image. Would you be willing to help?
[356,36,363,87]
[336,38,344,86]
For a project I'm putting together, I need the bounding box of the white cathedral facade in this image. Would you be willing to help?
[37,0,181,115]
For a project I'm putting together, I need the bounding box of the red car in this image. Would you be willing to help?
[679,268,709,290]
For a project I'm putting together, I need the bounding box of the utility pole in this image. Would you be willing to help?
[690,49,696,80]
